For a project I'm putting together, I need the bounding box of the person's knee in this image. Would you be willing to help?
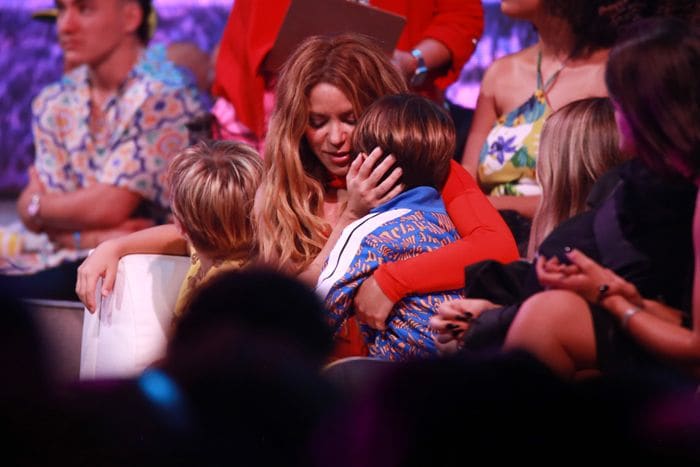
[506,290,597,376]
[506,290,588,346]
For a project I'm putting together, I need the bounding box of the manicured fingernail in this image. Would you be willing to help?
[456,311,474,323]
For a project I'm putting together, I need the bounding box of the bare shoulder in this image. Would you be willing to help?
[480,45,539,115]
[480,45,538,94]
[550,49,610,109]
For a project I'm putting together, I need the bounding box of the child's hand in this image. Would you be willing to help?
[75,239,122,313]
[345,147,403,219]
[354,275,395,330]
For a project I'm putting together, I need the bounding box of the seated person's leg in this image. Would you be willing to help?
[0,259,81,301]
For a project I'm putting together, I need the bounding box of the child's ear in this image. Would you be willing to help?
[172,216,189,242]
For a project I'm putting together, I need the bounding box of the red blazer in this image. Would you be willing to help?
[211,0,484,139]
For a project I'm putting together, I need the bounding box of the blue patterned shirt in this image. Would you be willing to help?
[316,186,464,361]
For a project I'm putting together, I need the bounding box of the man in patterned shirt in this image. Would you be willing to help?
[8,0,204,298]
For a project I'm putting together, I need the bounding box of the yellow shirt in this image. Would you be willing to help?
[173,250,246,319]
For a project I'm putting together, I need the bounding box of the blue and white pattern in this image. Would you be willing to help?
[316,187,464,361]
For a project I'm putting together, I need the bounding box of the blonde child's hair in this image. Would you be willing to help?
[168,140,262,259]
[528,97,628,257]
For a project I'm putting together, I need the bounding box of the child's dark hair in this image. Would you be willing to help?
[351,94,455,190]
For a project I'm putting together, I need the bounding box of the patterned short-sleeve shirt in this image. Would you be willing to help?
[31,45,205,213]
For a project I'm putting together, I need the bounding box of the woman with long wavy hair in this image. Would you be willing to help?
[255,34,408,274]
[76,34,519,358]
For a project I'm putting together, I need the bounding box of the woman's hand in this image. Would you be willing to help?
[354,276,395,330]
[430,298,498,356]
[75,239,123,313]
[536,249,644,307]
[345,146,403,220]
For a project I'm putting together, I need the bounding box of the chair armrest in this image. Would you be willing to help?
[79,253,190,380]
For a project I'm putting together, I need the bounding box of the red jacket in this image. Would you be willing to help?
[211,0,483,139]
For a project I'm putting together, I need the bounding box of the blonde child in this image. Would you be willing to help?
[168,140,262,317]
[526,97,629,257]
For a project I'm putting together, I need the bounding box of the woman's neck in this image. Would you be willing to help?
[322,187,348,226]
[533,15,575,62]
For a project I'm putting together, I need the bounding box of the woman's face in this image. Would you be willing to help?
[304,83,357,178]
[500,0,542,20]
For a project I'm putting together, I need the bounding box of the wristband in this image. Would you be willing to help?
[409,48,428,87]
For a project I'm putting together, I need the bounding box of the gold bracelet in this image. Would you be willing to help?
[621,307,640,331]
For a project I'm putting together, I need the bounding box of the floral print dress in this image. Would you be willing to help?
[478,51,561,197]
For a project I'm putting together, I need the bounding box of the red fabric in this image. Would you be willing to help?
[211,0,289,139]
[211,0,483,139]
[325,174,348,190]
[328,317,369,362]
[374,161,520,302]
[373,0,484,91]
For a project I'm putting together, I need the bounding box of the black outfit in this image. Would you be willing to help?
[0,259,81,301]
[460,159,697,378]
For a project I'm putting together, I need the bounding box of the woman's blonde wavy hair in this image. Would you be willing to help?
[168,140,262,260]
[256,33,407,273]
[527,97,628,257]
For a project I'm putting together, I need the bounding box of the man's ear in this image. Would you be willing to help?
[121,0,143,37]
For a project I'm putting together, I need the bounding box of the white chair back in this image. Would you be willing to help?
[79,254,190,380]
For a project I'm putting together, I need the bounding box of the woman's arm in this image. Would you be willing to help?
[460,92,497,177]
[298,148,403,287]
[602,295,700,372]
[615,194,700,372]
[538,243,700,372]
[76,223,187,312]
[388,0,483,90]
[374,161,519,297]
[460,61,500,177]
[354,162,519,329]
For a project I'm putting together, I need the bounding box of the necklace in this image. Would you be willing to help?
[536,50,570,110]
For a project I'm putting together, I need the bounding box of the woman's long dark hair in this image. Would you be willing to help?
[605,18,700,181]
